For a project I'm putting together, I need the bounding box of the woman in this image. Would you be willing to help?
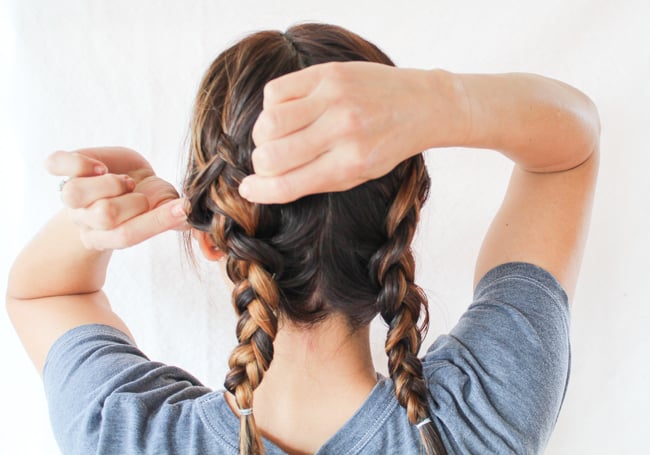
[7,23,599,454]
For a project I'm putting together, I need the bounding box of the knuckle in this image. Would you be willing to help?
[112,173,129,192]
[324,63,349,95]
[345,151,367,179]
[263,109,278,130]
[263,81,278,104]
[93,199,118,229]
[256,144,277,172]
[255,110,279,143]
[325,61,346,80]
[252,114,265,145]
[271,177,295,203]
[340,108,362,134]
[300,138,320,161]
[112,227,132,249]
[60,181,84,208]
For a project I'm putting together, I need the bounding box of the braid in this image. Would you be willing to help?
[224,259,278,455]
[213,181,281,455]
[184,24,450,455]
[373,159,446,455]
[192,152,282,455]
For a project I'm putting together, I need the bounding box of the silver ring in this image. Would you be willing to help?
[58,178,69,191]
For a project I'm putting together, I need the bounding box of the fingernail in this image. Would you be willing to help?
[95,165,107,175]
[123,175,135,191]
[171,200,186,218]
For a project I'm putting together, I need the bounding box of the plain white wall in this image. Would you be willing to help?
[1,0,648,453]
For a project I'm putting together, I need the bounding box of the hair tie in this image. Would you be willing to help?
[239,408,253,417]
[415,417,431,429]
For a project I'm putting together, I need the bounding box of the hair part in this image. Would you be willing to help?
[184,23,446,455]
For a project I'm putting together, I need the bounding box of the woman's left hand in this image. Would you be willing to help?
[241,62,465,203]
[46,147,188,250]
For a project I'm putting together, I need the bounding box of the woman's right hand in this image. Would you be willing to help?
[47,147,187,250]
[241,62,468,203]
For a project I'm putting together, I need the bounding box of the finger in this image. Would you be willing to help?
[251,107,348,177]
[82,199,187,250]
[73,192,150,230]
[45,150,108,177]
[252,96,326,146]
[61,174,136,209]
[135,175,181,209]
[240,150,365,204]
[262,64,323,108]
[73,147,152,175]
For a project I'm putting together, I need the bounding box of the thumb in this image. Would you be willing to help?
[133,198,188,238]
[85,198,188,250]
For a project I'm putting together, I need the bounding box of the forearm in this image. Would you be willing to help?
[424,70,600,172]
[7,210,111,299]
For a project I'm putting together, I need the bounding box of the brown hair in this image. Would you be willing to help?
[184,23,446,455]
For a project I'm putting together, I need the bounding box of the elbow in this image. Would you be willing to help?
[6,254,35,301]
[581,91,601,155]
[5,266,22,323]
[553,90,601,172]
[571,89,601,166]
[6,262,20,301]
[542,77,601,172]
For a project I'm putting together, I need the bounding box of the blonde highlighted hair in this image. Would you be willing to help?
[184,23,446,455]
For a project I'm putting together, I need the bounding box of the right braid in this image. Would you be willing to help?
[373,159,447,455]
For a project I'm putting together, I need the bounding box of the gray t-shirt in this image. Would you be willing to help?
[43,262,570,454]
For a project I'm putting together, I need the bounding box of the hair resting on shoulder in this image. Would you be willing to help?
[183,23,446,455]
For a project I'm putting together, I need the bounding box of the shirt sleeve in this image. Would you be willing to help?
[42,324,213,455]
[422,262,571,455]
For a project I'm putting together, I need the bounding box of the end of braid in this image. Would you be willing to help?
[220,227,280,455]
[238,412,264,455]
[223,260,280,455]
[418,420,447,455]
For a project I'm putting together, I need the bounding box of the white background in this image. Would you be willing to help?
[1,1,648,453]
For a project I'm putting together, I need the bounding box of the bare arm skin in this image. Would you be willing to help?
[451,72,600,296]
[246,64,600,300]
[6,148,187,373]
[6,67,599,375]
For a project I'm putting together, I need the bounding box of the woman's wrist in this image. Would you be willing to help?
[7,210,113,300]
[8,148,186,300]
[416,68,473,151]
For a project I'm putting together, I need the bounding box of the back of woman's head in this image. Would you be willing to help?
[184,23,445,455]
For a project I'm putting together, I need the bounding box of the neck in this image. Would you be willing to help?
[261,315,377,394]
[225,315,378,453]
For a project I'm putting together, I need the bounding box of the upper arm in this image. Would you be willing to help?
[6,292,133,374]
[474,148,599,300]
